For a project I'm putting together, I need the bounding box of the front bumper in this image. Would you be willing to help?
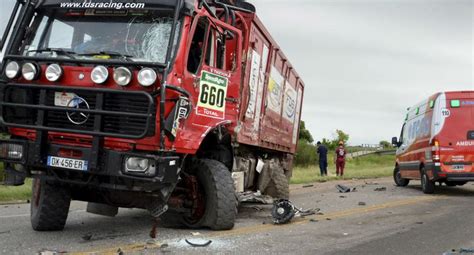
[0,139,180,191]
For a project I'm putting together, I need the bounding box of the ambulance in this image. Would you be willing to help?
[392,91,474,194]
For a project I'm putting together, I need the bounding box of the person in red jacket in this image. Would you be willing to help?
[335,141,346,177]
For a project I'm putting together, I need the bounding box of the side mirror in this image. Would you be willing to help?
[392,137,399,147]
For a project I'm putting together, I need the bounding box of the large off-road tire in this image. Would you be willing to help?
[31,178,71,231]
[420,168,435,194]
[263,168,290,200]
[393,166,409,187]
[161,159,237,230]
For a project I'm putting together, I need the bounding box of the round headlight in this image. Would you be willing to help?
[45,64,63,82]
[137,68,157,87]
[91,65,109,84]
[22,63,39,81]
[113,67,132,86]
[5,61,20,79]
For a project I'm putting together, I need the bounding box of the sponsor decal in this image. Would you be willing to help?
[462,100,474,106]
[283,85,297,122]
[171,97,191,137]
[456,141,474,146]
[292,88,303,144]
[246,50,261,119]
[59,1,146,10]
[267,66,284,114]
[196,71,228,119]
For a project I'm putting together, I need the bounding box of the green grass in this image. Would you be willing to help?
[0,178,32,202]
[291,154,395,184]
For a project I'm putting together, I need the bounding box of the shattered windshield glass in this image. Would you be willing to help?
[23,9,181,63]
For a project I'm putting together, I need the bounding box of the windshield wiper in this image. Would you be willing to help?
[27,48,77,59]
[78,51,134,62]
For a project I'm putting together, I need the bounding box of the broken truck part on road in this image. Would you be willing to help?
[0,0,305,232]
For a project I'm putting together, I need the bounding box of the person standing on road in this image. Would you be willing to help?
[335,141,346,177]
[316,141,328,176]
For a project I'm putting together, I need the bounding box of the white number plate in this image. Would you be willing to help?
[47,156,88,171]
[451,165,465,171]
[54,92,78,107]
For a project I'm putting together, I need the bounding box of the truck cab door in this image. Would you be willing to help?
[184,15,242,123]
[0,0,22,63]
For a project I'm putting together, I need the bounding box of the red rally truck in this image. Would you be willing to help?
[0,0,305,231]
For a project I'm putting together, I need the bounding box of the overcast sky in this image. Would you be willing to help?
[249,0,473,145]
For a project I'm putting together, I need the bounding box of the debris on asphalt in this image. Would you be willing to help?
[251,206,263,211]
[352,187,358,192]
[374,187,387,192]
[358,202,367,206]
[302,184,314,188]
[150,218,159,239]
[191,232,201,236]
[343,233,349,236]
[339,196,347,198]
[238,191,274,204]
[272,199,320,224]
[185,239,213,247]
[38,249,68,255]
[117,248,124,255]
[415,222,424,225]
[336,184,351,193]
[81,234,93,241]
[365,181,379,185]
[309,219,318,222]
[272,199,296,224]
[326,218,332,221]
[0,230,11,235]
[160,243,169,249]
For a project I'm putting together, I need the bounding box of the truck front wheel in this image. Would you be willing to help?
[185,159,237,230]
[31,178,71,231]
[394,166,409,187]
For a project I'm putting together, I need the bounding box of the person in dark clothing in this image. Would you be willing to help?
[316,141,328,176]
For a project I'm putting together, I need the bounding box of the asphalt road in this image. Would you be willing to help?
[1,177,474,255]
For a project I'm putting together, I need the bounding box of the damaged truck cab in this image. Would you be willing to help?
[0,0,305,231]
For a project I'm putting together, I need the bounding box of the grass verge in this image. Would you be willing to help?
[291,154,395,184]
[0,178,32,202]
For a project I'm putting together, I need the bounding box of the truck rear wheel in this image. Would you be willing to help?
[421,169,435,194]
[393,166,409,187]
[263,168,290,199]
[162,159,237,230]
[31,178,71,231]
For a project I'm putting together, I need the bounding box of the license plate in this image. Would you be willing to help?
[452,165,465,171]
[54,92,78,107]
[47,156,88,171]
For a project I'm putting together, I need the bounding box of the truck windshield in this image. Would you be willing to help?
[22,9,180,63]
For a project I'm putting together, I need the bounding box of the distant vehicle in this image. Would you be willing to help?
[392,91,474,194]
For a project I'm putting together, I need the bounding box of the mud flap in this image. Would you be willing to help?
[3,163,26,186]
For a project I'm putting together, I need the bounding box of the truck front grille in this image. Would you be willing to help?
[1,84,156,139]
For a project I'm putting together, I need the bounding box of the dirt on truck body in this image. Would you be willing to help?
[0,0,305,231]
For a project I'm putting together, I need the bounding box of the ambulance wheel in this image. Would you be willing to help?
[393,166,409,187]
[31,178,71,231]
[421,169,435,194]
[264,168,290,200]
[183,159,237,230]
